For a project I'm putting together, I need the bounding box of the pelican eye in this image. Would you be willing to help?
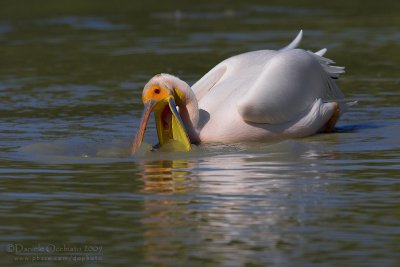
[154,88,161,94]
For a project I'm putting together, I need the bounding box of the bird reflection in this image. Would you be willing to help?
[137,158,198,264]
[139,159,195,194]
[136,141,341,265]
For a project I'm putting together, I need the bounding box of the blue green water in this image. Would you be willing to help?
[1,1,399,266]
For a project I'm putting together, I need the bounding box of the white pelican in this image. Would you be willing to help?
[131,30,347,155]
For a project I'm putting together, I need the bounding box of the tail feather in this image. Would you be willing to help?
[280,30,303,51]
[307,51,345,79]
[314,48,327,56]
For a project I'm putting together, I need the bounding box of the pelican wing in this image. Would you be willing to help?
[192,30,304,102]
[237,49,345,124]
[192,31,344,126]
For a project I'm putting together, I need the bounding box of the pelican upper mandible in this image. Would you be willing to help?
[131,30,347,155]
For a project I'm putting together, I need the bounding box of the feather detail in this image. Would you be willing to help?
[314,48,327,56]
[280,30,303,51]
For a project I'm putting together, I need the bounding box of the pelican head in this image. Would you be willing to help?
[131,74,199,155]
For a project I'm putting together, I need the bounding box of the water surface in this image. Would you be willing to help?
[1,1,399,266]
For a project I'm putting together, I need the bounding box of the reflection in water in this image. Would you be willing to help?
[138,159,196,265]
[139,159,196,193]
[136,142,340,265]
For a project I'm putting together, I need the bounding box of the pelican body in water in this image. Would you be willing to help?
[131,31,347,155]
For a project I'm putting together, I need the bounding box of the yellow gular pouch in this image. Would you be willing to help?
[153,96,191,152]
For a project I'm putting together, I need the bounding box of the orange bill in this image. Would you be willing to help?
[131,100,156,155]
